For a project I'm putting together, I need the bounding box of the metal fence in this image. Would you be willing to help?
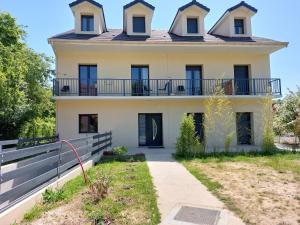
[0,132,112,213]
[53,78,282,97]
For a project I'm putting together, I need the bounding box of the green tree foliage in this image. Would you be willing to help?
[0,12,55,140]
[295,116,300,141]
[273,88,300,136]
[176,114,204,157]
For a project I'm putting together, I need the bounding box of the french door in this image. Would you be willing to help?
[131,66,149,96]
[186,66,202,96]
[79,65,97,96]
[138,114,163,147]
[236,113,252,145]
[234,65,250,95]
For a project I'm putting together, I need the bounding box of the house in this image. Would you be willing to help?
[49,0,287,149]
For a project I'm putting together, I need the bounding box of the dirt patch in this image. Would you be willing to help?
[190,161,300,225]
[28,194,89,225]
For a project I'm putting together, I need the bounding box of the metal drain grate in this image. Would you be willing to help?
[174,206,221,225]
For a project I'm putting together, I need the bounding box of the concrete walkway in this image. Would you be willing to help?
[129,148,244,225]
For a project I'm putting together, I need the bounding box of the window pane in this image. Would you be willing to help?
[187,18,198,34]
[133,17,146,33]
[79,115,89,133]
[89,115,98,133]
[81,15,94,31]
[139,114,146,145]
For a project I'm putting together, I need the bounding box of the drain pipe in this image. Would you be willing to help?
[60,140,89,184]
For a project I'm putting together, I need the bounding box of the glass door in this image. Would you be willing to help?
[186,66,202,96]
[79,65,97,96]
[131,66,149,96]
[234,66,250,95]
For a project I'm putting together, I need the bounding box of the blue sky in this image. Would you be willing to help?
[0,0,299,95]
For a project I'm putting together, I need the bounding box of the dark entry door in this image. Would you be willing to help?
[234,66,250,95]
[188,113,204,143]
[138,114,163,147]
[79,65,97,96]
[186,66,202,96]
[236,113,252,145]
[131,66,149,96]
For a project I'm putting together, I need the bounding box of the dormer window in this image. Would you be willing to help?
[81,15,94,32]
[234,19,245,34]
[187,18,198,34]
[133,16,146,33]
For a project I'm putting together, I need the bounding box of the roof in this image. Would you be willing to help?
[49,29,285,45]
[123,0,155,11]
[69,0,103,8]
[227,1,257,13]
[208,1,257,34]
[178,0,210,12]
[169,0,210,32]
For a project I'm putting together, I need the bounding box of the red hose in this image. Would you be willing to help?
[61,140,89,184]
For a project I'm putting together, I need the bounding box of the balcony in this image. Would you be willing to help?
[53,78,281,98]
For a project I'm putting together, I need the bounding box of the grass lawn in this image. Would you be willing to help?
[179,151,300,225]
[22,154,160,225]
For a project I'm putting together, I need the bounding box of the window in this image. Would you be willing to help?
[81,15,94,32]
[187,18,198,34]
[234,19,245,34]
[133,16,146,33]
[79,114,98,133]
[187,113,204,142]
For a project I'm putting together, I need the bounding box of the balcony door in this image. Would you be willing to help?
[131,66,149,96]
[186,66,202,96]
[138,114,163,147]
[79,65,97,96]
[234,65,250,95]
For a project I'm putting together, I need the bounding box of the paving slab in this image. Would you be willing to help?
[129,148,245,225]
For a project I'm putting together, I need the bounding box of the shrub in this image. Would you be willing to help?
[224,132,235,153]
[176,114,200,157]
[42,188,65,204]
[112,146,128,156]
[89,171,111,203]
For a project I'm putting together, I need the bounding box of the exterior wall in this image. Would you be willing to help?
[124,4,154,36]
[56,99,266,149]
[56,51,271,80]
[71,2,105,35]
[171,6,208,37]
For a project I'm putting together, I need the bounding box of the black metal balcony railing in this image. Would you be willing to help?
[53,78,281,97]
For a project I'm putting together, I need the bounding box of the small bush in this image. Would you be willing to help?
[224,132,235,153]
[89,171,111,202]
[42,188,65,204]
[112,146,128,156]
[176,114,202,157]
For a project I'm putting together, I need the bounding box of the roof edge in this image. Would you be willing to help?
[123,0,155,11]
[69,0,103,8]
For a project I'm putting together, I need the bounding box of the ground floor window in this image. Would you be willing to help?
[236,112,252,145]
[187,113,204,143]
[138,113,163,147]
[79,114,98,133]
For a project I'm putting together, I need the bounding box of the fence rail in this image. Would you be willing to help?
[0,132,112,213]
[53,78,282,97]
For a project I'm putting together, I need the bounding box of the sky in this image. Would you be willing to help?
[0,0,299,96]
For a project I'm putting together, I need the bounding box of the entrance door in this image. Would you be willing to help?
[234,66,250,95]
[138,114,163,147]
[186,66,202,96]
[236,113,252,145]
[188,113,204,143]
[79,65,97,96]
[131,66,149,96]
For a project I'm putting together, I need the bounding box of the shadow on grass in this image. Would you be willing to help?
[97,153,146,164]
[174,148,300,162]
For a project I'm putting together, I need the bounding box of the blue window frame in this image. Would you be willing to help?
[81,15,94,32]
[133,16,146,33]
[187,18,198,34]
[234,19,245,34]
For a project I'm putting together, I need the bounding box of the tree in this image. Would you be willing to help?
[273,88,300,137]
[0,12,55,140]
